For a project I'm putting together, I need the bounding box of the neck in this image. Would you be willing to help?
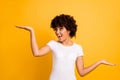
[59,37,73,46]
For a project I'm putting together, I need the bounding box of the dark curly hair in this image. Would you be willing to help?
[50,14,77,38]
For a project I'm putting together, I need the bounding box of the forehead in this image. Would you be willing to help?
[54,26,65,29]
[53,26,67,31]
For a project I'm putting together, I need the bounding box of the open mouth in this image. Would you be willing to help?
[57,35,62,39]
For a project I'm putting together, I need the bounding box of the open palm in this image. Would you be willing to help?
[16,26,33,31]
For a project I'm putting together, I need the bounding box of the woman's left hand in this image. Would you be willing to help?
[99,60,116,66]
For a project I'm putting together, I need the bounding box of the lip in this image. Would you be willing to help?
[58,36,61,38]
[57,35,62,39]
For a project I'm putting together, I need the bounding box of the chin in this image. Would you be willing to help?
[58,39,63,42]
[58,38,65,42]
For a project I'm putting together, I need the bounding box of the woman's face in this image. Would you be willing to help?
[54,26,70,42]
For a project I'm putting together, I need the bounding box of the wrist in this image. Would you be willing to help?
[29,28,34,32]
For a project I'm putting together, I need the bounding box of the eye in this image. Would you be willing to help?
[59,27,63,31]
[53,28,57,31]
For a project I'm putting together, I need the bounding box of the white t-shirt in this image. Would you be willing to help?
[47,40,84,80]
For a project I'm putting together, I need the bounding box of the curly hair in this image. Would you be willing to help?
[50,14,77,38]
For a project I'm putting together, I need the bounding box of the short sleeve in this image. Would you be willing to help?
[77,45,84,57]
[47,40,55,50]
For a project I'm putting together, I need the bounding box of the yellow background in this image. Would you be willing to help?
[0,0,120,80]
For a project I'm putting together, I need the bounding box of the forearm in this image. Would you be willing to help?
[16,26,50,56]
[30,30,39,56]
[77,56,115,77]
[80,61,101,76]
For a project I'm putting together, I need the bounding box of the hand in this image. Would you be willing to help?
[16,26,33,31]
[100,60,116,66]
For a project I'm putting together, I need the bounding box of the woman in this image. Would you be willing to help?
[16,14,115,80]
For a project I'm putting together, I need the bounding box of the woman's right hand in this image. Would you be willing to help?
[16,26,33,31]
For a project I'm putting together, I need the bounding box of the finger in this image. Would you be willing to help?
[109,63,116,66]
[106,62,116,66]
[16,25,22,28]
[16,26,25,29]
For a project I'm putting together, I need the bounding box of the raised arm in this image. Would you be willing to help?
[16,26,51,57]
[76,56,115,77]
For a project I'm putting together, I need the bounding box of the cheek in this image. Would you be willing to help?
[62,30,70,36]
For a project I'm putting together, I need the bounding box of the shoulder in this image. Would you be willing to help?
[47,40,58,49]
[74,43,83,49]
[47,40,57,45]
[74,43,84,56]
